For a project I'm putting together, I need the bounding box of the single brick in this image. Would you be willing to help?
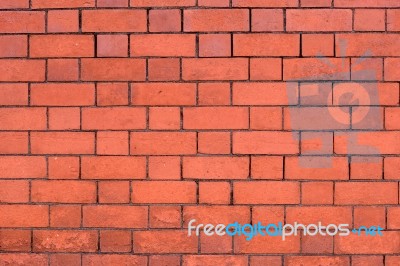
[198,132,231,154]
[131,34,195,57]
[336,34,400,56]
[251,156,283,179]
[97,131,129,155]
[183,107,249,129]
[0,60,45,82]
[99,181,130,203]
[97,83,129,106]
[0,230,31,251]
[234,34,300,56]
[335,182,398,204]
[250,58,282,80]
[250,107,282,130]
[33,230,97,252]
[287,9,352,31]
[148,156,181,180]
[0,132,28,154]
[0,156,46,179]
[350,156,383,179]
[0,180,29,203]
[183,206,250,225]
[49,107,80,130]
[252,9,283,32]
[131,0,195,7]
[47,10,79,32]
[302,34,334,56]
[47,59,79,81]
[82,10,147,32]
[301,182,334,204]
[286,206,352,225]
[354,9,385,31]
[97,0,128,7]
[132,181,196,203]
[48,157,80,179]
[32,181,96,203]
[0,205,48,227]
[148,58,180,81]
[0,108,46,130]
[354,206,386,228]
[198,83,231,106]
[30,35,94,58]
[0,35,27,57]
[149,9,181,32]
[183,157,249,179]
[0,84,28,106]
[388,10,400,31]
[32,0,95,8]
[284,58,350,80]
[83,255,147,265]
[100,231,132,252]
[0,0,29,8]
[232,0,298,7]
[199,34,231,57]
[199,182,230,204]
[150,206,181,228]
[97,35,128,57]
[0,11,45,33]
[82,107,146,130]
[31,83,95,106]
[149,107,180,130]
[83,206,148,228]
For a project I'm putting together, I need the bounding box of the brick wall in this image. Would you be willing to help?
[0,0,400,265]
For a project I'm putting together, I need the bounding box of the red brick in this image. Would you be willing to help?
[82,59,146,81]
[0,11,45,33]
[0,180,29,203]
[251,156,283,179]
[250,256,282,266]
[199,182,230,204]
[50,205,81,228]
[286,206,352,225]
[83,206,148,228]
[335,182,398,205]
[31,83,95,106]
[133,231,198,253]
[130,132,197,155]
[198,0,229,6]
[184,206,249,225]
[132,181,196,203]
[47,59,79,81]
[351,156,383,180]
[183,256,248,266]
[32,180,96,203]
[354,9,385,31]
[183,58,248,81]
[0,156,46,178]
[301,235,334,254]
[234,181,300,204]
[0,254,47,265]
[250,58,282,80]
[31,132,95,155]
[97,35,128,57]
[299,83,332,106]
[47,10,79,32]
[0,60,45,81]
[82,107,146,130]
[234,34,299,56]
[32,0,94,8]
[302,34,334,56]
[149,107,180,130]
[97,131,128,155]
[287,9,352,31]
[386,108,400,130]
[100,231,131,252]
[252,9,283,32]
[233,131,299,155]
[0,230,31,251]
[233,82,298,105]
[352,256,383,266]
[0,83,28,105]
[198,83,230,105]
[33,230,97,252]
[385,58,400,81]
[301,132,333,155]
[388,207,400,229]
[97,83,129,106]
[351,58,383,80]
[284,58,350,80]
[385,157,400,180]
[0,35,27,57]
[49,107,80,130]
[199,34,231,57]
[200,234,232,253]
[83,255,147,266]
[335,231,400,254]
[354,206,386,228]
[335,0,400,7]
[233,0,298,7]
[184,107,248,130]
[285,256,350,266]
[302,182,333,204]
[301,0,331,6]
[148,58,180,81]
[81,156,146,179]
[252,206,284,225]
[388,10,400,31]
[285,157,349,180]
[48,157,79,179]
[0,132,28,154]
[131,83,196,106]
[97,0,128,7]
[150,206,181,228]
[131,0,195,6]
[335,131,400,155]
[184,9,249,32]
[198,132,230,154]
[0,205,48,227]
[149,156,181,180]
[0,0,29,8]
[336,34,400,56]
[50,254,81,266]
[131,34,195,57]
[149,9,181,32]
[98,181,130,203]
[250,107,282,130]
[183,156,249,179]
[234,234,300,253]
[30,35,94,58]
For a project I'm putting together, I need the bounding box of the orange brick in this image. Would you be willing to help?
[183,157,249,179]
[183,256,247,265]
[100,231,131,252]
[354,9,385,31]
[233,0,298,7]
[30,35,94,58]
[286,206,352,225]
[50,254,81,266]
[0,0,29,8]
[82,10,146,32]
[385,58,400,81]
[352,256,384,266]
[33,230,97,252]
[302,34,334,56]
[285,157,348,180]
[0,156,46,179]
[49,107,80,130]
[31,132,95,155]
[337,34,400,56]
[301,132,333,155]
[0,60,45,81]
[132,181,196,203]
[385,157,400,180]
[354,206,386,228]
[131,0,195,7]
[284,58,350,80]
[0,205,48,227]
[0,84,28,106]
[184,9,249,32]
[50,205,81,228]
[0,180,29,203]
[200,234,232,254]
[32,0,95,8]
[83,255,147,265]
[0,11,45,33]
[198,83,230,106]
[184,206,250,225]
[31,83,95,106]
[198,132,230,154]
[301,0,331,6]
[251,156,283,179]
[287,9,352,31]
[199,34,231,57]
[250,58,282,81]
[48,156,79,179]
[133,231,198,253]
[0,35,27,57]
[148,156,181,180]
[251,9,283,31]
[285,257,349,265]
[335,182,398,205]
[97,131,129,155]
[97,34,128,57]
[149,206,181,228]
[184,107,248,129]
[198,0,229,6]
[82,107,146,130]
[149,107,180,130]
[301,235,333,254]
[97,0,128,6]
[0,230,31,252]
[131,34,195,57]
[388,207,400,229]
[234,34,299,56]
[350,156,383,180]
[250,107,282,130]
[388,10,400,31]
[301,182,334,204]
[83,206,148,228]
[0,132,28,154]
[199,182,230,204]
[98,181,130,203]
[351,58,383,80]
[148,58,180,81]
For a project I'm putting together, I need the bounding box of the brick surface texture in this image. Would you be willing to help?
[0,0,400,265]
